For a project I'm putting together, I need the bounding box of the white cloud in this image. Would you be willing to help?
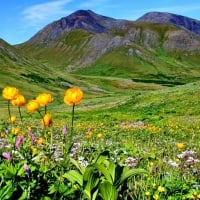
[22,0,73,27]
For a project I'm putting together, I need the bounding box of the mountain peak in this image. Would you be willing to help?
[137,11,200,35]
[28,9,122,43]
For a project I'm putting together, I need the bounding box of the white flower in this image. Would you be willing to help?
[168,160,179,168]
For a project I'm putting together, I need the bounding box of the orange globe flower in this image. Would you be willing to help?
[64,87,83,105]
[26,100,39,112]
[36,93,53,106]
[2,86,19,101]
[42,113,53,127]
[11,94,26,107]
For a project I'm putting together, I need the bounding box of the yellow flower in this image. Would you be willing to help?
[64,87,83,105]
[176,142,184,149]
[145,191,151,196]
[31,146,38,156]
[26,100,39,112]
[153,194,159,200]
[12,127,20,135]
[158,186,165,193]
[152,183,157,189]
[86,131,93,139]
[0,132,6,138]
[36,93,53,106]
[97,133,103,139]
[37,137,45,145]
[11,94,26,107]
[10,116,16,123]
[2,86,19,101]
[42,113,53,127]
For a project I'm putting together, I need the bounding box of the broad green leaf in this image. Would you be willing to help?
[70,158,85,174]
[83,189,91,200]
[63,170,83,186]
[83,166,99,195]
[94,151,110,164]
[18,189,28,200]
[92,189,99,200]
[108,161,115,183]
[93,163,113,184]
[119,168,146,185]
[99,181,118,200]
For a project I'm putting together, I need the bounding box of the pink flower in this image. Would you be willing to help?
[24,164,30,174]
[62,125,68,134]
[15,135,23,148]
[28,129,35,144]
[2,152,12,161]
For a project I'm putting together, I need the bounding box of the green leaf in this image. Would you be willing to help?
[108,161,115,183]
[93,163,113,184]
[99,181,118,200]
[94,151,110,164]
[48,184,57,194]
[63,170,83,186]
[92,189,99,200]
[0,180,14,199]
[119,168,146,185]
[83,166,99,196]
[70,158,85,174]
[5,165,17,178]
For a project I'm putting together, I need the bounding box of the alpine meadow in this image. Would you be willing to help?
[0,10,200,199]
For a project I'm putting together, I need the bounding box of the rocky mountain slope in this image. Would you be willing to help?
[1,9,200,95]
[16,10,200,85]
[27,10,126,44]
[137,11,200,36]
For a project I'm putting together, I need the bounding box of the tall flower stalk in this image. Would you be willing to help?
[64,87,83,141]
[2,86,19,121]
[11,94,26,123]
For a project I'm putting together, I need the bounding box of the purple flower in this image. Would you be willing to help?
[62,125,68,135]
[15,135,23,148]
[24,164,30,174]
[28,129,35,144]
[2,152,12,161]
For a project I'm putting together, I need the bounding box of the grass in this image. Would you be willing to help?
[0,80,200,199]
[1,24,200,198]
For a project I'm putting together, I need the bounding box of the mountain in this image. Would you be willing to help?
[0,38,71,97]
[16,10,200,87]
[136,11,200,36]
[27,10,126,44]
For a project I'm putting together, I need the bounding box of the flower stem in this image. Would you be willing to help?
[18,106,23,123]
[7,100,11,120]
[45,105,47,114]
[71,104,75,137]
[37,110,45,127]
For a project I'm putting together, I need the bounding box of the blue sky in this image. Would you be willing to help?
[1,0,200,45]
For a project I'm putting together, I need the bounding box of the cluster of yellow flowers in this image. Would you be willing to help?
[2,86,26,107]
[2,86,83,127]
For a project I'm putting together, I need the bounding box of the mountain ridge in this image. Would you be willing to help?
[1,9,200,97]
[137,11,200,36]
[25,10,200,45]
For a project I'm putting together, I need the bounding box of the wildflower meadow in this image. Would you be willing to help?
[0,86,200,200]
